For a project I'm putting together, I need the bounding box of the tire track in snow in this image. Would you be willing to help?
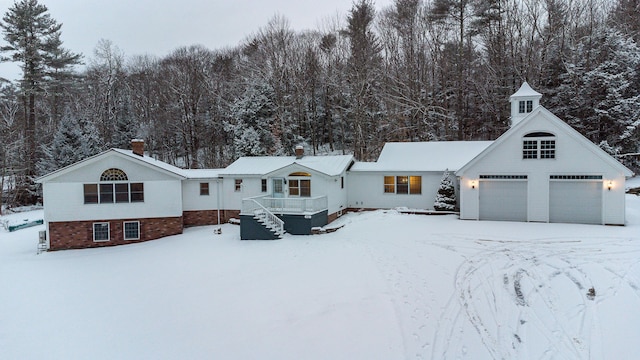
[430,235,640,359]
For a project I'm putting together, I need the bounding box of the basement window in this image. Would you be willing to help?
[123,221,140,240]
[93,222,110,242]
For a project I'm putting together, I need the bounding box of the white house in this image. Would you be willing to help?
[219,147,353,239]
[456,82,634,225]
[36,140,188,250]
[36,144,354,248]
[36,82,634,250]
[347,141,492,210]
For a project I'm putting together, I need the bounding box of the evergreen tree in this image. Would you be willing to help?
[37,109,85,175]
[434,170,456,211]
[1,0,81,202]
[36,108,103,177]
[226,80,280,157]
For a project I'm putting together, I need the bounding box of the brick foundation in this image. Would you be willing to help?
[183,210,221,227]
[328,210,345,224]
[182,209,241,227]
[48,216,183,250]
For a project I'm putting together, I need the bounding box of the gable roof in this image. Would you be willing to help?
[350,141,493,172]
[36,149,189,183]
[220,155,354,177]
[456,106,634,177]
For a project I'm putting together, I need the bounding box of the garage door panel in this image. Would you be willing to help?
[549,181,602,224]
[479,181,527,222]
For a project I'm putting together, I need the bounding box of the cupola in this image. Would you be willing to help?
[509,81,542,127]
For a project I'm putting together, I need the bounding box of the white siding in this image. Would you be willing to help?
[347,171,453,210]
[182,179,222,211]
[459,111,628,225]
[47,154,180,183]
[265,164,349,214]
[43,180,182,222]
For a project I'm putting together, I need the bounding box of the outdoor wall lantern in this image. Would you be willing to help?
[471,180,477,189]
[608,181,612,191]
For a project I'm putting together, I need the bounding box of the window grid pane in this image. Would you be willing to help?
[480,175,528,179]
[523,140,538,159]
[384,176,395,193]
[99,183,114,203]
[93,222,110,241]
[124,221,140,240]
[261,179,267,192]
[200,182,209,196]
[540,140,555,158]
[409,176,422,194]
[526,100,533,112]
[84,184,98,204]
[396,176,409,194]
[130,183,144,202]
[550,175,602,180]
[519,101,525,113]
[234,179,242,192]
[100,168,128,181]
[289,179,299,196]
[115,183,129,203]
[300,179,311,197]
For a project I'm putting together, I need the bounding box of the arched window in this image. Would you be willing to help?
[100,168,128,181]
[523,132,556,159]
[289,171,311,177]
[84,168,143,204]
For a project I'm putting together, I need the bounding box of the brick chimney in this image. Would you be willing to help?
[295,145,304,159]
[131,139,144,156]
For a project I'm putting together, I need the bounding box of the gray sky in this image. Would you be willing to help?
[0,0,394,81]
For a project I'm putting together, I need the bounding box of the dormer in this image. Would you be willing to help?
[509,81,542,127]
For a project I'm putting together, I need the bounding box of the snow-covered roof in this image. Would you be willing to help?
[114,150,225,179]
[220,155,354,177]
[111,149,188,178]
[350,141,493,172]
[510,81,542,99]
[182,169,224,179]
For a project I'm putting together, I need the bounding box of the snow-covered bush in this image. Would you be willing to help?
[434,170,456,211]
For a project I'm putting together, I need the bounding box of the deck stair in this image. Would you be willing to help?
[253,208,285,238]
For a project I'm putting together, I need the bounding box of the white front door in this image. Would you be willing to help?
[272,178,284,198]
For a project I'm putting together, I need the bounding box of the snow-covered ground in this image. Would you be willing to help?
[1,196,640,359]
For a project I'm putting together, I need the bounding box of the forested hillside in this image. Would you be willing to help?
[1,0,639,206]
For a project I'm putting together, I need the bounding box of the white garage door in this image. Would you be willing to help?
[549,180,602,224]
[479,179,528,221]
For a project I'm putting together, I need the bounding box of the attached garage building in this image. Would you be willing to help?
[457,82,633,225]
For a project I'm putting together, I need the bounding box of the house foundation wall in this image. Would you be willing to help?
[183,209,241,227]
[48,216,183,250]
